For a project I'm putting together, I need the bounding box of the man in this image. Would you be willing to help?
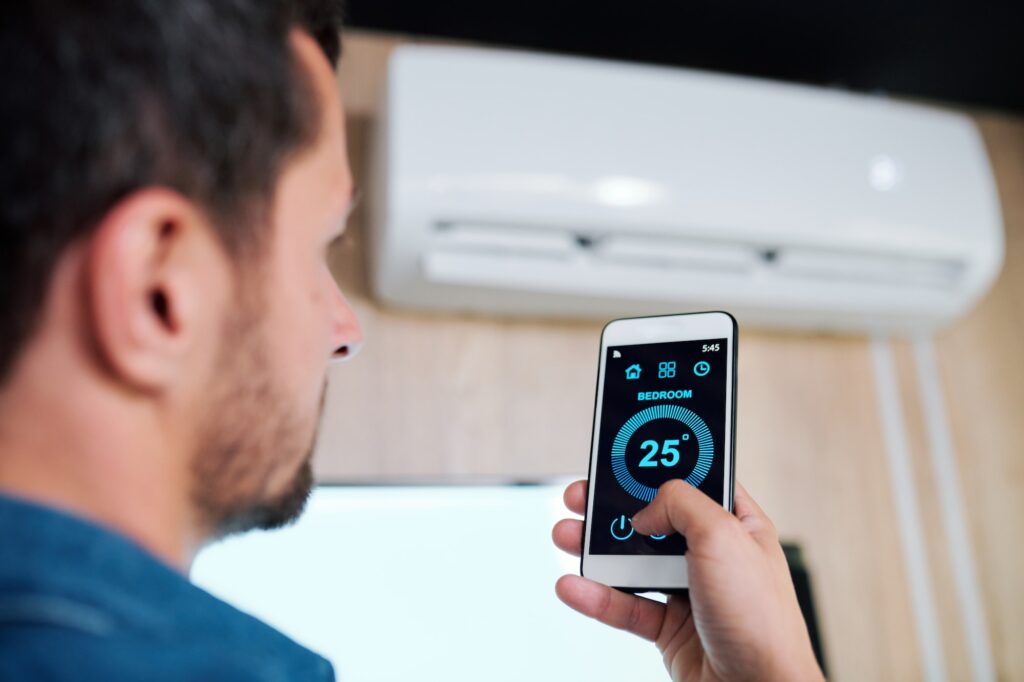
[0,2,823,680]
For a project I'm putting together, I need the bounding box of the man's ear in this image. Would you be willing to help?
[85,188,230,393]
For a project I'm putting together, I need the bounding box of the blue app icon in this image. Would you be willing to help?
[693,360,711,377]
[625,364,641,380]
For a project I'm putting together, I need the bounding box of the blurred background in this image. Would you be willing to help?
[196,4,1024,680]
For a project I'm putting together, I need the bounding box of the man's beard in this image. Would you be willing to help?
[190,299,326,540]
[206,450,316,538]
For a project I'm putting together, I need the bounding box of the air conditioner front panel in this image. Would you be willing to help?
[370,46,1004,333]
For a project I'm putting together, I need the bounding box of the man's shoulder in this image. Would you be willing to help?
[0,583,335,682]
[0,493,334,681]
[0,622,334,681]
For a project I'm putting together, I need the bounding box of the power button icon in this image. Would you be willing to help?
[610,515,634,541]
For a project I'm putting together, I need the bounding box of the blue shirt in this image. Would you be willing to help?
[0,493,334,681]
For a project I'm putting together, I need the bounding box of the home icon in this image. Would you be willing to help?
[625,364,641,380]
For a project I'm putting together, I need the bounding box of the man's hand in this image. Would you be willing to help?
[551,480,824,681]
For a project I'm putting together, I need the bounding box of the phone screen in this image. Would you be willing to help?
[588,337,729,556]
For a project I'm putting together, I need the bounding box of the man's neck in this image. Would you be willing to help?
[0,358,198,572]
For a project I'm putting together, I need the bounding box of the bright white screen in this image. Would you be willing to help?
[191,485,668,681]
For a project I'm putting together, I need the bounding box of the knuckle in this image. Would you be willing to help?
[625,595,644,632]
[594,584,614,620]
[660,479,687,497]
[747,515,779,542]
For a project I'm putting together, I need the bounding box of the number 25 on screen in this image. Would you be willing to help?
[638,438,685,467]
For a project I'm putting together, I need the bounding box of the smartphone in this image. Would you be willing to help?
[580,311,737,592]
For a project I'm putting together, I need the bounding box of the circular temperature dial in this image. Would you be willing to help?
[610,404,714,502]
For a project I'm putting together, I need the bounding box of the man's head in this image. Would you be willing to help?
[0,1,361,554]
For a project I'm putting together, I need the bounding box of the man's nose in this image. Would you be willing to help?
[329,285,363,363]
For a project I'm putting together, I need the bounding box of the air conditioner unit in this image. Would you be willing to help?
[368,46,1003,333]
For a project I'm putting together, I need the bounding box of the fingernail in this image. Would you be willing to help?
[631,512,648,532]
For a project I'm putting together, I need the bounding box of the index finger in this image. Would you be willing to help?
[732,481,779,546]
[733,481,768,522]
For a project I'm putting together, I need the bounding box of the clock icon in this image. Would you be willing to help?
[610,404,715,502]
[693,360,711,377]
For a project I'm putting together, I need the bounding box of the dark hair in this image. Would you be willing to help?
[0,0,343,383]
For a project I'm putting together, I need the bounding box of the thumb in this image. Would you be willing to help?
[632,479,733,543]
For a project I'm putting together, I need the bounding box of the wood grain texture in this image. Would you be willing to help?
[926,114,1024,681]
[312,30,1024,681]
